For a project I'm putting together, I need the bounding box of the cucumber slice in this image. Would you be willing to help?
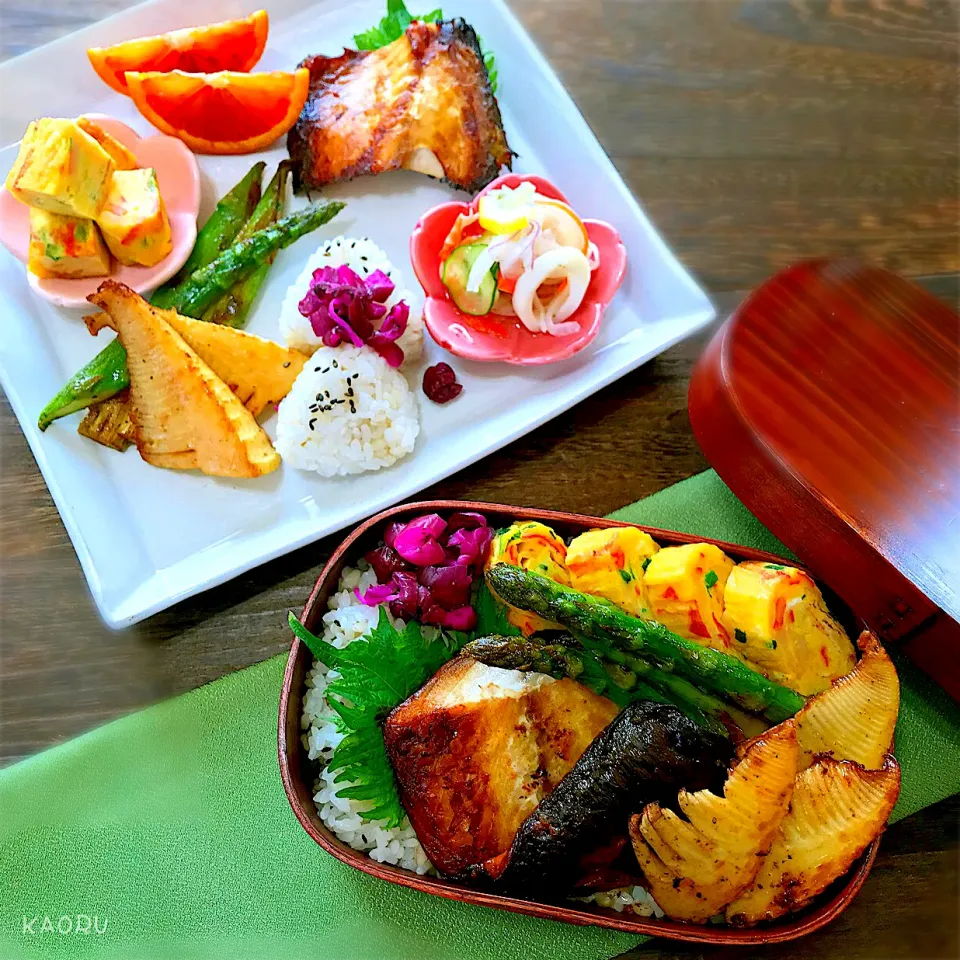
[441,242,497,316]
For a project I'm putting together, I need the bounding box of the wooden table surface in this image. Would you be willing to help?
[0,1,957,958]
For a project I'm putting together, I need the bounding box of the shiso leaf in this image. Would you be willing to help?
[290,607,465,827]
[354,1,499,93]
[472,580,521,637]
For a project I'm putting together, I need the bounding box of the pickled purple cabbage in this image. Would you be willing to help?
[298,265,410,367]
[357,511,494,630]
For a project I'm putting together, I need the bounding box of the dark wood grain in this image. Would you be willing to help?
[1,2,958,958]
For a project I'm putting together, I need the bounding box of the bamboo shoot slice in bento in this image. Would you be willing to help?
[643,543,738,655]
[723,561,856,695]
[795,631,900,771]
[726,755,900,926]
[629,720,798,922]
[566,527,659,618]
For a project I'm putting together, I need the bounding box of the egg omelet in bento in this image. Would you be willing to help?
[723,562,856,695]
[96,168,172,267]
[6,118,115,220]
[643,543,737,654]
[566,527,660,617]
[487,521,571,636]
[28,208,111,279]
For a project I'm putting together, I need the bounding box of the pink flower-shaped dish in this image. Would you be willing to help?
[410,173,627,365]
[0,115,200,309]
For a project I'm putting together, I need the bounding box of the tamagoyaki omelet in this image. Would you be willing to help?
[722,561,856,695]
[487,521,571,636]
[6,118,115,219]
[565,526,660,617]
[643,542,738,654]
[95,168,172,267]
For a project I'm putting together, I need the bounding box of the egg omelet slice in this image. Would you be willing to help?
[28,208,110,279]
[6,117,115,219]
[487,521,570,636]
[643,542,737,654]
[566,526,659,617]
[96,168,172,267]
[723,562,856,695]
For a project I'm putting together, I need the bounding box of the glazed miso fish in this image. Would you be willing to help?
[383,657,618,876]
[287,19,513,193]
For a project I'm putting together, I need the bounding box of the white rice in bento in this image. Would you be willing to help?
[301,564,435,875]
[301,564,667,914]
[275,346,419,477]
[278,236,424,365]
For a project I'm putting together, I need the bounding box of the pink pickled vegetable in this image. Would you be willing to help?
[389,572,420,619]
[354,582,397,607]
[419,564,472,609]
[448,526,494,567]
[298,264,410,367]
[443,606,478,631]
[361,511,494,628]
[393,515,447,566]
[448,511,487,530]
[365,544,409,583]
[383,521,405,549]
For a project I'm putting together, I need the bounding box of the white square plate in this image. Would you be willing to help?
[0,0,714,627]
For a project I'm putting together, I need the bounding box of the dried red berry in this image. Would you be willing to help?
[422,362,463,404]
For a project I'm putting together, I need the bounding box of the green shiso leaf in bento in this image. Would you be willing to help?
[354,0,499,93]
[289,608,463,826]
[471,579,521,638]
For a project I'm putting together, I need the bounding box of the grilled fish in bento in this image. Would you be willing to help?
[478,700,731,897]
[383,656,618,876]
[287,19,512,193]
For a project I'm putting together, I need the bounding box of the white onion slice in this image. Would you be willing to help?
[587,241,600,271]
[512,247,592,336]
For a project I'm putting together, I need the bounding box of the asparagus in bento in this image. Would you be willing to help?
[485,564,806,723]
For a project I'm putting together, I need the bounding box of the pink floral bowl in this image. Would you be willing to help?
[409,173,627,365]
[0,115,200,309]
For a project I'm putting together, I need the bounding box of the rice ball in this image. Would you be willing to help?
[276,345,419,477]
[279,236,424,365]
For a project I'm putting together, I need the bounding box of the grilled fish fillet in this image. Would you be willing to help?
[288,19,513,193]
[383,657,618,876]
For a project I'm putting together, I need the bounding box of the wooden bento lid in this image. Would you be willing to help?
[688,260,960,698]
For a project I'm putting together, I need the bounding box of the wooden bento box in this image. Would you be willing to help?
[279,500,881,946]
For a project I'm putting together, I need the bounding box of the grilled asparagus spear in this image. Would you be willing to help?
[200,160,292,328]
[465,635,738,736]
[574,633,768,737]
[152,161,264,308]
[485,564,806,723]
[172,202,345,318]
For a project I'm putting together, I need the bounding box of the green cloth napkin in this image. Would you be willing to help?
[3,470,960,960]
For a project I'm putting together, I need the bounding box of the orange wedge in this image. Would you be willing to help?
[126,69,310,155]
[88,11,269,96]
